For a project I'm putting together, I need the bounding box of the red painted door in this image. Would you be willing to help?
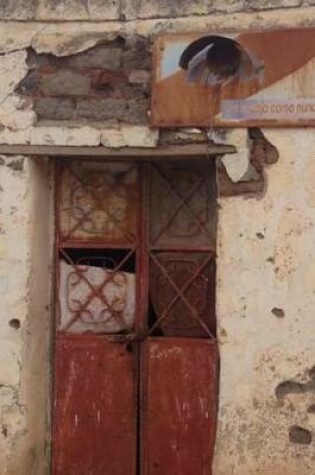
[52,159,218,475]
[143,339,218,475]
[53,338,137,475]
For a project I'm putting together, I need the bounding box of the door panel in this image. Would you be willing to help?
[143,338,219,475]
[53,337,137,475]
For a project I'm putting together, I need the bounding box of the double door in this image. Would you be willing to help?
[52,159,219,474]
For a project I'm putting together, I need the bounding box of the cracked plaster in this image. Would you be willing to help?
[0,155,52,475]
[214,129,315,475]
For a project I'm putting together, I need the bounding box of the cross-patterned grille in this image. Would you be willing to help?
[150,162,216,249]
[56,159,216,339]
[58,249,136,334]
[148,160,216,338]
[149,252,215,338]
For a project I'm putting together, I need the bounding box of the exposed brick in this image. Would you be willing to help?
[75,98,127,121]
[90,70,127,90]
[25,49,55,70]
[61,45,123,70]
[124,98,150,125]
[39,70,91,96]
[34,97,75,120]
[89,70,149,99]
[128,70,151,84]
[15,70,41,95]
[122,36,152,70]
[16,39,152,126]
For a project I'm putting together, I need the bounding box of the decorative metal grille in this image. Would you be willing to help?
[150,162,216,249]
[58,250,136,334]
[56,159,216,339]
[149,252,215,338]
[58,161,139,244]
[149,160,216,338]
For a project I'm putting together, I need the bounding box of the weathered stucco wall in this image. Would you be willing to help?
[0,156,53,475]
[0,0,313,21]
[0,2,315,475]
[215,129,315,474]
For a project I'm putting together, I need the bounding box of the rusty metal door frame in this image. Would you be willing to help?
[52,157,218,475]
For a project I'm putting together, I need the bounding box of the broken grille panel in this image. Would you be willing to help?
[58,161,139,244]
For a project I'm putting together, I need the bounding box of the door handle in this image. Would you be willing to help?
[125,332,145,352]
[106,332,146,352]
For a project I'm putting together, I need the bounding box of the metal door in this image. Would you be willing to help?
[52,159,218,475]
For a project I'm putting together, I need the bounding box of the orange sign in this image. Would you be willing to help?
[151,28,315,127]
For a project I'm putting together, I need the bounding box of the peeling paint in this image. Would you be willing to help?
[217,127,279,197]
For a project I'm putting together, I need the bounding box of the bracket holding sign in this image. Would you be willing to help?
[151,28,315,128]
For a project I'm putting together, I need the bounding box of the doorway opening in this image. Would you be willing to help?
[52,158,219,475]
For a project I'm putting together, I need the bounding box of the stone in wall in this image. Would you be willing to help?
[34,98,75,120]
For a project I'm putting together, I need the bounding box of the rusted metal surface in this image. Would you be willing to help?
[149,161,216,249]
[148,161,216,338]
[53,159,218,474]
[152,28,315,127]
[150,252,215,338]
[52,337,137,475]
[57,251,136,334]
[142,338,219,475]
[57,161,139,244]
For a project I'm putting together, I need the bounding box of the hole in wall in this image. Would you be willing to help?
[275,380,304,399]
[309,365,315,380]
[9,319,21,330]
[256,232,265,239]
[289,426,312,445]
[271,308,285,318]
